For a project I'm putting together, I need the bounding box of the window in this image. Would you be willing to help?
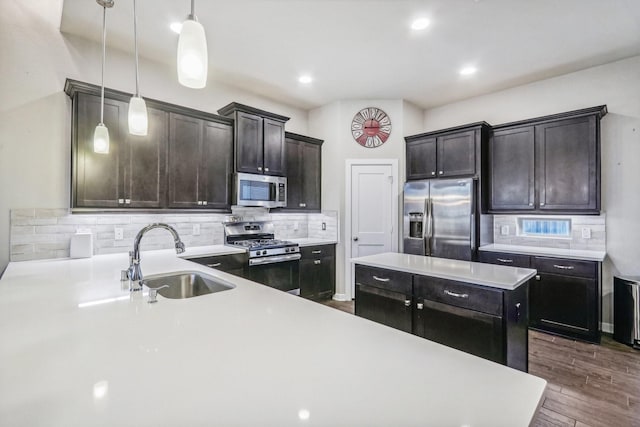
[518,218,571,237]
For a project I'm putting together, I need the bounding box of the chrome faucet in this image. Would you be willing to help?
[125,223,185,291]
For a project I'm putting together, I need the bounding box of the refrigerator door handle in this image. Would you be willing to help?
[470,212,476,251]
[426,198,433,256]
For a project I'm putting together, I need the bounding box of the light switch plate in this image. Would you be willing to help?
[294,221,299,231]
[114,227,124,241]
[582,227,592,239]
[322,222,326,231]
[500,225,509,236]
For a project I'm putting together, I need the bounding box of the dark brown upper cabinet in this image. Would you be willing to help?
[217,103,289,176]
[167,113,233,209]
[281,132,323,212]
[487,106,606,214]
[65,79,234,211]
[405,123,489,180]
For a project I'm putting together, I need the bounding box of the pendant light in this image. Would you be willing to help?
[128,0,148,135]
[94,0,114,154]
[177,0,208,88]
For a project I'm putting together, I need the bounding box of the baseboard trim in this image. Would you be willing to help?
[601,322,613,334]
[332,293,349,302]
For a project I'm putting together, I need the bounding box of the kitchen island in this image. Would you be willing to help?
[0,250,545,426]
[351,252,537,371]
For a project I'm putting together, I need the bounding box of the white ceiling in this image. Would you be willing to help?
[60,0,640,110]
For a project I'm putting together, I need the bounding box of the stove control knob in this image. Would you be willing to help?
[285,248,290,253]
[261,250,267,256]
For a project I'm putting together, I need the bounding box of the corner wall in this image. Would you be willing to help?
[423,55,640,328]
[0,0,309,274]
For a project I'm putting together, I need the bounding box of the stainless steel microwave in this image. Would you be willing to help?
[235,173,287,208]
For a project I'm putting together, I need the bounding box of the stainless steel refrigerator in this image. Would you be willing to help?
[403,178,476,261]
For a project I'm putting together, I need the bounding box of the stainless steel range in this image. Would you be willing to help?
[224,221,300,292]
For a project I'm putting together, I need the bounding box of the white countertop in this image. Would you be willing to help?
[0,251,545,426]
[480,243,606,262]
[351,252,537,290]
[178,244,246,258]
[290,238,337,247]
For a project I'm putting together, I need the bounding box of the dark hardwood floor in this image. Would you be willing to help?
[319,299,640,427]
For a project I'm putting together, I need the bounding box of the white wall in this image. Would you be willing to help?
[423,55,640,327]
[309,99,423,297]
[0,0,309,274]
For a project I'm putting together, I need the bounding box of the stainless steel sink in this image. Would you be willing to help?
[143,271,235,299]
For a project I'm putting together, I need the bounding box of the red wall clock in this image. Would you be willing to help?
[351,107,392,148]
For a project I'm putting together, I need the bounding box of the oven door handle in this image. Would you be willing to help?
[248,253,302,266]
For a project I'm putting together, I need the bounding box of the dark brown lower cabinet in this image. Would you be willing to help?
[300,244,335,300]
[479,251,601,344]
[355,284,413,333]
[530,256,600,343]
[186,253,248,278]
[354,264,529,372]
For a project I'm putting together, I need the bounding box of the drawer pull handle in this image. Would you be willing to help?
[496,258,513,263]
[417,302,424,310]
[373,276,390,282]
[444,290,469,299]
[311,250,322,254]
[207,263,222,268]
[515,302,521,322]
[553,264,575,270]
[404,299,411,307]
[535,275,541,281]
[314,260,321,265]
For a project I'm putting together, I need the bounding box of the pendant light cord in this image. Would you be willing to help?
[133,0,140,97]
[190,0,196,20]
[100,4,107,125]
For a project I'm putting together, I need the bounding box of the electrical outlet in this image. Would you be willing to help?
[193,224,201,236]
[294,221,299,231]
[321,222,326,231]
[114,227,124,241]
[582,227,592,239]
[500,225,509,236]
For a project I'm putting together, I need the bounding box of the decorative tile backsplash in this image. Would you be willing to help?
[10,208,339,262]
[493,214,606,251]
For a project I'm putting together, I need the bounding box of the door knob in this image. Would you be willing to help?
[353,237,359,241]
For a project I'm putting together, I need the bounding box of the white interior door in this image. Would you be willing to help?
[346,161,398,299]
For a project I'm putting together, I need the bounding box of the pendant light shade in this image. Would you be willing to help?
[94,123,110,154]
[177,1,208,89]
[128,0,148,135]
[128,96,148,135]
[94,0,113,153]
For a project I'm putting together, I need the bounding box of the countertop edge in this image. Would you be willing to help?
[479,244,606,262]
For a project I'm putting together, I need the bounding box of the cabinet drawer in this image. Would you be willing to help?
[187,253,247,272]
[533,256,596,278]
[414,276,503,317]
[478,251,530,268]
[301,244,335,259]
[355,265,412,294]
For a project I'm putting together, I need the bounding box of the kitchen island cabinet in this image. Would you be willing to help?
[352,252,534,371]
[0,251,546,426]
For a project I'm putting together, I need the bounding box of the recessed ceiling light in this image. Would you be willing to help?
[459,66,477,76]
[410,18,430,31]
[170,22,182,34]
[298,75,313,84]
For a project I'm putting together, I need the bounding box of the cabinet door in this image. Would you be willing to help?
[201,120,233,209]
[406,137,437,180]
[536,116,598,212]
[415,298,504,364]
[123,107,168,208]
[437,130,475,177]
[236,111,263,174]
[300,245,335,299]
[74,93,126,208]
[300,142,321,211]
[262,118,286,176]
[168,113,202,208]
[355,284,412,333]
[488,126,535,211]
[530,273,598,342]
[284,138,302,209]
